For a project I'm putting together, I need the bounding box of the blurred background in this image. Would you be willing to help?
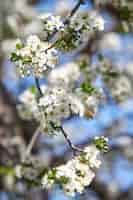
[0,0,133,199]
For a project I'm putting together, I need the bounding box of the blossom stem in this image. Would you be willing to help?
[25,126,41,158]
[35,77,43,97]
[60,126,83,155]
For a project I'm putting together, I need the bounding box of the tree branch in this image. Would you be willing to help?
[60,126,83,155]
[35,77,43,97]
[65,0,84,22]
[24,126,41,159]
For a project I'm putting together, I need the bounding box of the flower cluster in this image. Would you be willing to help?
[38,11,104,52]
[55,11,104,51]
[108,75,133,103]
[42,144,101,196]
[15,156,49,181]
[39,13,65,38]
[15,143,104,196]
[10,35,58,77]
[76,85,105,117]
[18,85,85,134]
[76,54,133,104]
[18,78,105,134]
[17,86,38,120]
[15,136,108,184]
[71,11,104,32]
[95,57,133,103]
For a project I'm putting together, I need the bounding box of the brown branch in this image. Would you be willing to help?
[25,126,41,159]
[66,0,84,21]
[60,126,83,155]
[35,77,43,97]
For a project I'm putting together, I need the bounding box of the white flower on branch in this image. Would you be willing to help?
[89,11,104,31]
[55,11,104,52]
[71,11,104,32]
[75,88,105,117]
[17,88,38,120]
[39,13,65,38]
[41,145,101,196]
[17,79,105,134]
[17,84,86,134]
[10,35,59,77]
[38,86,85,133]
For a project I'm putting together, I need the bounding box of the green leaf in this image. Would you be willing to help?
[30,86,37,94]
[59,176,69,184]
[48,168,57,180]
[81,82,96,94]
[23,56,32,64]
[94,137,109,153]
[16,43,23,50]
[10,52,20,62]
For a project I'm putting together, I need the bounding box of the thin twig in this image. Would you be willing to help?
[66,0,83,21]
[25,126,41,158]
[35,77,43,97]
[60,126,83,155]
[45,39,60,52]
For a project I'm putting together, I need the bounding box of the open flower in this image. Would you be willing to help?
[10,35,59,77]
[41,144,101,196]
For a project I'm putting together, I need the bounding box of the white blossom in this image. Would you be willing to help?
[18,85,85,134]
[84,145,101,168]
[75,88,104,117]
[48,62,80,87]
[109,75,133,102]
[38,86,85,132]
[27,35,41,52]
[41,144,101,196]
[15,165,22,179]
[54,11,104,52]
[71,11,104,32]
[94,136,109,143]
[42,174,55,189]
[11,35,59,77]
[39,13,65,37]
[17,88,38,119]
[89,11,104,31]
